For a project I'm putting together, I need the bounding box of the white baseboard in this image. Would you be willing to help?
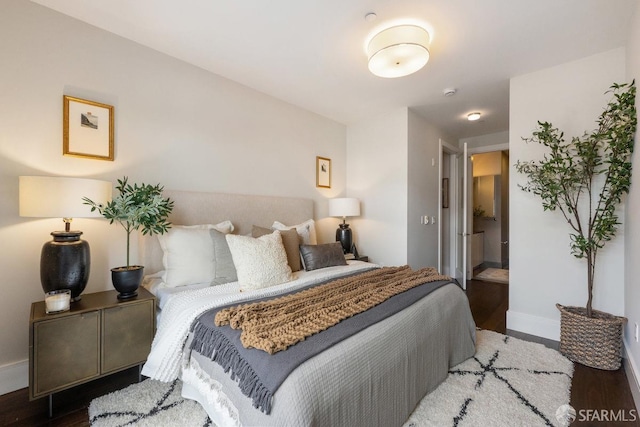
[0,359,28,396]
[623,341,640,411]
[506,309,560,341]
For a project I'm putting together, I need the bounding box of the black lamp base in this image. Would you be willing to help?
[336,224,352,254]
[40,231,90,302]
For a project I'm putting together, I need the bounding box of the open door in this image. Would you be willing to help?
[455,143,470,289]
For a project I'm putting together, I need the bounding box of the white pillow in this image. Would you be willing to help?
[179,221,235,234]
[158,221,235,287]
[226,231,293,291]
[272,219,317,245]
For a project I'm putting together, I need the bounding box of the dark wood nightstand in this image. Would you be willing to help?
[29,287,155,416]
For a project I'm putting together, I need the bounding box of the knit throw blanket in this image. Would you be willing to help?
[215,265,450,354]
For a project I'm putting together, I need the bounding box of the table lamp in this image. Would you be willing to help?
[329,197,361,253]
[19,176,112,301]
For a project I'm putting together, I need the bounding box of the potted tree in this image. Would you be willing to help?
[516,81,636,370]
[84,177,174,299]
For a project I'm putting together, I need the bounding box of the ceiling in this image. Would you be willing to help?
[31,0,637,140]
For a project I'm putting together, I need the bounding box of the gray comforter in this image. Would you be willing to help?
[181,282,476,427]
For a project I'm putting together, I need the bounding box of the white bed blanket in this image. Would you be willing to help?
[141,261,377,382]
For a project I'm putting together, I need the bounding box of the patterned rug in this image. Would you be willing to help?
[474,267,509,284]
[89,378,212,427]
[403,330,574,427]
[89,330,573,427]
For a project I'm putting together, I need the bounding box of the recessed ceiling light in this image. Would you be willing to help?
[467,112,481,121]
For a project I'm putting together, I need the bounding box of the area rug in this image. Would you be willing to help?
[474,267,509,284]
[403,330,574,427]
[89,330,573,427]
[88,378,212,427]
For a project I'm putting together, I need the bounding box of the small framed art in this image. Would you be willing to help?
[63,95,114,161]
[316,156,331,188]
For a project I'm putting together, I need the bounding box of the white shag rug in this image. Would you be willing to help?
[474,267,509,284]
[90,330,573,427]
[88,377,212,427]
[404,330,574,427]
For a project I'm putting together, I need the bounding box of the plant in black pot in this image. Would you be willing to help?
[83,177,173,299]
[516,81,636,370]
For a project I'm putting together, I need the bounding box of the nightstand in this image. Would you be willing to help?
[355,256,369,262]
[29,287,155,416]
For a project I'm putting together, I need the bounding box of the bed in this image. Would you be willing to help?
[140,190,476,427]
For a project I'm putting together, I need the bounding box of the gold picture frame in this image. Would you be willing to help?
[63,95,114,161]
[316,156,331,188]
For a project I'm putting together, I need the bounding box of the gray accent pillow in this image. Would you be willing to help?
[210,229,238,283]
[299,243,347,271]
[252,225,302,272]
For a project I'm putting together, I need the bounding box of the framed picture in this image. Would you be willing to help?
[442,177,449,208]
[63,95,114,161]
[316,156,331,188]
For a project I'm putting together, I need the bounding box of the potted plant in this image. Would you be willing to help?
[516,81,636,370]
[83,177,174,299]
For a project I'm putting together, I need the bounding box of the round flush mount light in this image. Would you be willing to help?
[467,112,481,121]
[367,25,430,78]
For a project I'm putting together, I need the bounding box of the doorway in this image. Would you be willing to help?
[470,149,509,284]
[438,142,509,287]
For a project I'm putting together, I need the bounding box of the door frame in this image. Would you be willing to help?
[439,142,509,287]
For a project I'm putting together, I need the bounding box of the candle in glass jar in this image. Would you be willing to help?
[45,290,70,313]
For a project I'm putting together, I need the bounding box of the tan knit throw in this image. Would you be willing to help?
[215,266,451,354]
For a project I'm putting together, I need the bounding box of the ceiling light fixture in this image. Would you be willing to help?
[367,25,430,78]
[467,112,481,121]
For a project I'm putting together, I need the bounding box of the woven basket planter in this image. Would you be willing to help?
[557,304,626,370]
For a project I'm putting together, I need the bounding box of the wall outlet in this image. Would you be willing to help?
[635,322,639,343]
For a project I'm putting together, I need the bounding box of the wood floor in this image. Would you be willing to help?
[467,278,639,427]
[1,278,637,426]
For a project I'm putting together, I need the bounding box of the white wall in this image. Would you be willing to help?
[0,0,346,394]
[346,108,408,266]
[407,110,453,269]
[460,130,509,150]
[624,2,640,409]
[508,48,626,340]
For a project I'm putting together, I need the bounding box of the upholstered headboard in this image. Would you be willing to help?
[139,190,314,274]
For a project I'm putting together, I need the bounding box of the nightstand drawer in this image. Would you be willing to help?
[33,310,100,397]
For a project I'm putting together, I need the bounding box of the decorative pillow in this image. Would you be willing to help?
[226,231,293,291]
[299,243,348,271]
[272,219,317,245]
[251,225,302,272]
[158,222,236,287]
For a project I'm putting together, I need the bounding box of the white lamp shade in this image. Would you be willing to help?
[19,176,112,218]
[329,198,361,218]
[367,25,430,78]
